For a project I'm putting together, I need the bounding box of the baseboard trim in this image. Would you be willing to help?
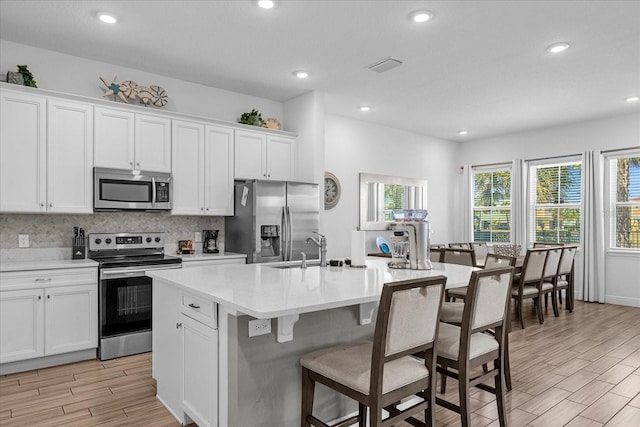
[0,348,96,375]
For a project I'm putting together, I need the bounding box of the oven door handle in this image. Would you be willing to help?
[100,264,182,280]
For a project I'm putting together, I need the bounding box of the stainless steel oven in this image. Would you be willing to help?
[89,232,181,360]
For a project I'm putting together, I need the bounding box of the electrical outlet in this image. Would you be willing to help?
[248,318,271,337]
[194,231,202,243]
[18,234,29,248]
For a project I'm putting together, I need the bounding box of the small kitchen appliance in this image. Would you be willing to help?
[93,167,172,212]
[202,229,220,253]
[387,209,432,270]
[88,232,182,360]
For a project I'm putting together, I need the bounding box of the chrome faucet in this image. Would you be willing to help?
[306,231,327,267]
[301,252,307,269]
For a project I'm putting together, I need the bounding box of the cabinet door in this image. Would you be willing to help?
[234,130,266,180]
[204,125,234,216]
[181,314,218,427]
[152,281,189,424]
[135,114,172,172]
[171,120,205,215]
[0,289,44,363]
[47,99,94,213]
[94,107,135,169]
[266,135,294,181]
[0,91,47,213]
[44,284,98,355]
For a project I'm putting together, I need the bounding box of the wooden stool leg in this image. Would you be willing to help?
[301,368,315,427]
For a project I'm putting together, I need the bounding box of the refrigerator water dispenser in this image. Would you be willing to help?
[260,225,280,257]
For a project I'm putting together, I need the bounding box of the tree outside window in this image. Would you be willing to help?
[611,156,640,249]
[473,168,511,242]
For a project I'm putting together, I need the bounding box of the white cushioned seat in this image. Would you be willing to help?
[440,301,464,324]
[436,322,499,361]
[300,340,429,395]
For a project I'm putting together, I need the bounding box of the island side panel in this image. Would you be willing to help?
[223,305,377,427]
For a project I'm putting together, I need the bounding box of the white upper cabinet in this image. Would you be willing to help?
[0,90,93,214]
[47,99,94,213]
[204,124,234,215]
[234,130,294,181]
[135,114,172,172]
[94,107,171,172]
[172,120,234,216]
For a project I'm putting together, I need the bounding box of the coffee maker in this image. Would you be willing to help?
[203,230,219,253]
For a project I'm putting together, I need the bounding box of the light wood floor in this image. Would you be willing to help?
[1,300,639,426]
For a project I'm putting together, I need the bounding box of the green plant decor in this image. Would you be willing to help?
[17,65,37,88]
[238,109,265,127]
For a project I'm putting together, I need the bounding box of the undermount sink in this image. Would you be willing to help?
[268,260,322,269]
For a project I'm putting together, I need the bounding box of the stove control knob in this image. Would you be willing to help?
[105,238,112,244]
[155,237,161,243]
[146,237,152,243]
[95,238,102,245]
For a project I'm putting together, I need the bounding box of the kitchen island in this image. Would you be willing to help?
[149,258,477,427]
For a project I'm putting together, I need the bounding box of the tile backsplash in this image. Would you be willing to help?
[0,213,224,258]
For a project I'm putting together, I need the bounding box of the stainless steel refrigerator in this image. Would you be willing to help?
[225,181,320,263]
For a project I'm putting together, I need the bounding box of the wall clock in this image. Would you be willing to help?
[324,172,341,210]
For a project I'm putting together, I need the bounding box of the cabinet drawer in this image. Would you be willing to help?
[181,291,217,329]
[0,268,98,292]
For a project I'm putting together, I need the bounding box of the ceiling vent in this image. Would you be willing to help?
[368,57,403,73]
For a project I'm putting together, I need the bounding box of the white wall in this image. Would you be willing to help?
[0,40,283,126]
[324,114,460,258]
[459,112,640,307]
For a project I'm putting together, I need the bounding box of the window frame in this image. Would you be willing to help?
[605,149,640,252]
[471,164,512,244]
[527,156,582,246]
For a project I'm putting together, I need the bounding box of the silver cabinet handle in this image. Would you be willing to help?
[130,162,133,167]
[49,203,53,207]
[136,162,140,167]
[47,295,50,299]
[40,203,45,207]
[188,303,200,309]
[38,295,42,300]
[35,278,52,282]
[176,322,182,329]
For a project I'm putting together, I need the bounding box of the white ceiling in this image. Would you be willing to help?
[1,0,639,142]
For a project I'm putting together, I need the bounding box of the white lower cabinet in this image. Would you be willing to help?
[0,268,98,365]
[153,279,220,427]
[181,313,218,427]
[0,289,44,363]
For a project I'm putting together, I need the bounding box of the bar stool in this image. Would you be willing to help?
[300,276,446,427]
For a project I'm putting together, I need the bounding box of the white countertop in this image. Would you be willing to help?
[0,258,99,272]
[148,258,477,319]
[176,252,246,262]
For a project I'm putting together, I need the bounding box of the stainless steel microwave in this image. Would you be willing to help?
[94,168,172,211]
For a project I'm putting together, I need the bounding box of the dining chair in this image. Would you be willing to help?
[441,248,476,267]
[431,267,514,427]
[429,247,443,263]
[541,247,562,314]
[552,245,578,315]
[448,242,471,250]
[533,242,564,248]
[300,276,446,427]
[470,242,489,267]
[511,248,548,329]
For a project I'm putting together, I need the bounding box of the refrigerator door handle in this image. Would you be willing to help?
[286,206,293,261]
[282,206,289,261]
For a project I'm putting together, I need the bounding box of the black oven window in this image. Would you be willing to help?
[101,179,152,203]
[101,277,152,336]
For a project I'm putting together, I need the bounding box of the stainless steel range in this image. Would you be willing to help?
[88,232,181,360]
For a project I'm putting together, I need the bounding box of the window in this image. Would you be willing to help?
[529,159,582,244]
[473,165,511,242]
[607,152,640,249]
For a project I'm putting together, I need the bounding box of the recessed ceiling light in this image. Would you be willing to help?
[258,0,274,9]
[293,70,309,79]
[546,42,570,54]
[410,10,433,23]
[624,96,639,103]
[458,130,469,136]
[97,13,117,24]
[359,106,371,112]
